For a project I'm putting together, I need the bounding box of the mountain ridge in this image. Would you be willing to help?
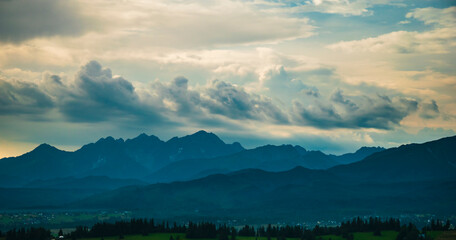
[0,130,245,183]
[0,130,384,186]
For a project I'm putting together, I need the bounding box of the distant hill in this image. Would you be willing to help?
[146,145,384,183]
[331,146,385,165]
[0,188,105,209]
[71,167,456,220]
[147,144,341,183]
[24,176,147,190]
[330,135,456,182]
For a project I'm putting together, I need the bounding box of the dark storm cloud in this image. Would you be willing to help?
[0,61,290,126]
[59,61,163,123]
[293,101,342,128]
[419,100,440,119]
[151,78,289,124]
[0,79,54,115]
[294,94,419,129]
[330,89,358,111]
[0,0,94,42]
[203,80,289,123]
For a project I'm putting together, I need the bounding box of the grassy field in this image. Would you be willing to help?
[0,230,450,240]
[75,231,455,240]
[78,234,301,240]
[0,211,132,230]
[434,230,456,240]
[318,234,345,240]
[352,230,398,240]
[77,232,401,240]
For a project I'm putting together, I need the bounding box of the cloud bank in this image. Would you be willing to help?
[0,61,443,132]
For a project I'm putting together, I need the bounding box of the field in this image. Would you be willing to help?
[0,211,132,230]
[0,230,452,240]
[77,234,300,240]
[74,231,454,240]
[433,231,456,240]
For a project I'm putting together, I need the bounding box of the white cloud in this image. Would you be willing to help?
[406,7,456,27]
[0,0,315,70]
[327,6,456,54]
[267,0,406,16]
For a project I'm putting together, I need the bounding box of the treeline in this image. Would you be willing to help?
[2,227,51,240]
[422,219,451,232]
[2,217,452,240]
[67,219,186,239]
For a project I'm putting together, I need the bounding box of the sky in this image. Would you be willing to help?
[0,0,455,157]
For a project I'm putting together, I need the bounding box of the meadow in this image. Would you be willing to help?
[71,231,452,240]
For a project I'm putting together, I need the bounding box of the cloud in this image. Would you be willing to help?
[293,93,418,129]
[330,89,358,111]
[151,76,202,114]
[303,89,320,98]
[59,61,163,123]
[267,0,406,16]
[419,99,440,119]
[0,61,292,127]
[406,7,456,27]
[0,79,54,115]
[0,0,95,43]
[202,80,289,123]
[327,6,456,54]
[0,60,449,141]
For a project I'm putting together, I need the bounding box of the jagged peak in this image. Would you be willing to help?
[256,144,294,150]
[171,130,223,143]
[95,136,124,144]
[131,133,161,141]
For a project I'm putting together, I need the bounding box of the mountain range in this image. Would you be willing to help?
[69,135,456,220]
[0,131,455,222]
[0,130,383,186]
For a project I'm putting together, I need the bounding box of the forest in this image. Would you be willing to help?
[1,217,452,240]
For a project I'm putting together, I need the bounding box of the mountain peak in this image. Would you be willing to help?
[294,145,307,155]
[356,146,385,153]
[33,143,58,152]
[96,136,124,144]
[183,130,222,143]
[137,133,148,138]
[193,130,210,135]
[189,130,218,139]
[125,133,163,147]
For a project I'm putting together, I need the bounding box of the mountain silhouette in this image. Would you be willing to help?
[0,130,380,186]
[330,135,456,182]
[68,135,456,220]
[0,131,244,183]
[0,134,455,219]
